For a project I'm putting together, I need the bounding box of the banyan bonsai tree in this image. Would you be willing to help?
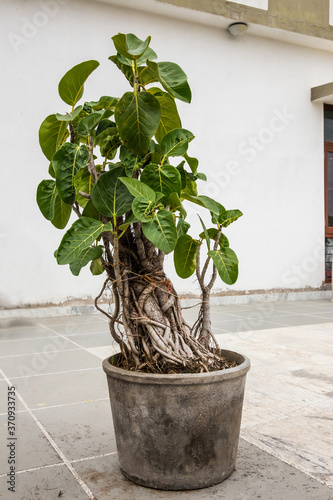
[37,33,242,373]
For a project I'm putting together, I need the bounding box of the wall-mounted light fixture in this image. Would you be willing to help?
[228,22,248,36]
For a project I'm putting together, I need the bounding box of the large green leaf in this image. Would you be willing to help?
[56,218,112,265]
[115,91,161,157]
[218,209,243,227]
[51,194,72,229]
[174,234,198,278]
[69,245,103,276]
[160,128,194,159]
[142,210,177,253]
[141,163,181,198]
[120,177,156,201]
[36,179,57,221]
[91,166,133,218]
[148,88,181,143]
[52,143,89,205]
[112,33,151,61]
[146,60,191,103]
[208,248,239,285]
[58,60,100,107]
[39,114,68,161]
[132,196,155,221]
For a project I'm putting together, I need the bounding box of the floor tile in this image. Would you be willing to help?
[0,348,102,379]
[13,368,108,408]
[0,411,61,474]
[0,463,90,500]
[35,399,116,461]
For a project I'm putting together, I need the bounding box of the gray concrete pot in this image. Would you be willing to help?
[102,349,250,490]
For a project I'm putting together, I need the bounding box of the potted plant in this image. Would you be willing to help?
[37,33,250,491]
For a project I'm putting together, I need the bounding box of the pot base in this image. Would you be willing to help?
[120,466,235,491]
[103,349,250,491]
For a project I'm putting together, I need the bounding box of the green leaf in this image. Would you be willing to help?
[52,143,89,205]
[90,258,105,275]
[115,91,161,157]
[56,218,112,265]
[108,55,134,85]
[82,200,102,221]
[119,145,143,177]
[148,88,181,143]
[96,119,116,137]
[58,60,100,107]
[69,245,103,276]
[120,177,156,201]
[183,153,199,175]
[146,60,191,103]
[97,128,121,160]
[174,234,198,278]
[112,33,151,60]
[141,163,181,198]
[132,196,155,221]
[51,194,72,229]
[56,106,83,122]
[89,96,118,110]
[199,228,229,250]
[142,210,177,253]
[76,111,104,136]
[176,216,190,237]
[218,209,243,227]
[91,166,134,218]
[168,192,187,217]
[198,215,210,252]
[208,248,239,285]
[160,128,194,158]
[75,168,93,209]
[182,194,224,216]
[39,114,68,161]
[36,180,57,221]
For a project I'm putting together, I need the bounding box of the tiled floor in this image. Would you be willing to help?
[0,299,333,499]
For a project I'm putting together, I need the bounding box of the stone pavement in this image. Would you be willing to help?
[0,299,332,499]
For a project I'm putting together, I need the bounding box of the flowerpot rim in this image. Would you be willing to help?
[102,348,250,386]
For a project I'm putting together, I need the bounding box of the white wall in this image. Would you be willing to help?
[1,0,333,307]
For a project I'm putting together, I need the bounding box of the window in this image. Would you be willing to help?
[324,105,333,281]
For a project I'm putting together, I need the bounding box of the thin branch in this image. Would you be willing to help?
[78,190,92,200]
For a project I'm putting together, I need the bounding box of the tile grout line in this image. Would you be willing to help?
[0,367,96,499]
[8,366,100,381]
[36,322,113,359]
[0,397,109,416]
[0,348,82,360]
[0,452,118,478]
